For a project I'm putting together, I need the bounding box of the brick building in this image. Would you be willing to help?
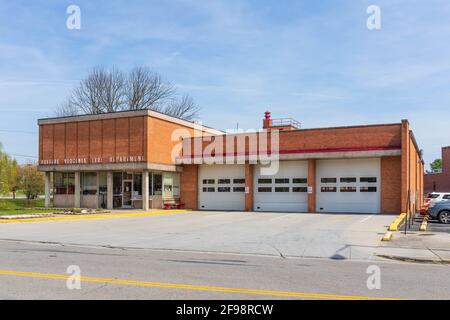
[38,110,424,214]
[38,110,222,210]
[424,146,450,193]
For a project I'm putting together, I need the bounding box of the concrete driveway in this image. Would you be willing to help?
[0,211,393,260]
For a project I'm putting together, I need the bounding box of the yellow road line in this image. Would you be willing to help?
[0,269,401,300]
[0,210,186,224]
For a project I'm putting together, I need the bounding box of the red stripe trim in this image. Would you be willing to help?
[178,146,401,159]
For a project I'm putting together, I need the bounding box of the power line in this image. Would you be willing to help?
[10,153,38,159]
[0,129,37,135]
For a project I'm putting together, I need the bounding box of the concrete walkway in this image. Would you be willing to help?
[0,210,446,263]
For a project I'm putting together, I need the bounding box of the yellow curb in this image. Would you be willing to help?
[419,216,429,232]
[381,231,393,241]
[0,209,187,224]
[388,213,407,231]
[0,269,402,300]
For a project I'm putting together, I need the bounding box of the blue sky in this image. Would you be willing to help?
[0,0,449,166]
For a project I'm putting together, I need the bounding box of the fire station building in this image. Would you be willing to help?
[38,110,424,214]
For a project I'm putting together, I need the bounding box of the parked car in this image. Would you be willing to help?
[426,192,450,210]
[429,202,450,224]
[420,198,431,216]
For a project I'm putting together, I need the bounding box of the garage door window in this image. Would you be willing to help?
[218,187,231,192]
[321,178,337,183]
[218,179,231,184]
[203,179,215,184]
[233,179,245,184]
[321,187,337,192]
[258,187,272,192]
[340,177,357,183]
[275,178,289,184]
[275,187,290,192]
[293,178,307,184]
[341,186,357,192]
[202,187,215,192]
[293,187,308,192]
[360,177,377,183]
[361,186,377,192]
[258,179,272,184]
[233,187,245,192]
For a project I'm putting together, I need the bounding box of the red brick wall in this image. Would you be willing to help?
[180,165,198,209]
[307,159,316,213]
[39,113,207,166]
[443,147,450,173]
[183,124,402,157]
[424,146,450,193]
[147,117,196,165]
[400,120,425,213]
[245,163,254,211]
[66,122,77,159]
[39,116,147,165]
[381,157,402,214]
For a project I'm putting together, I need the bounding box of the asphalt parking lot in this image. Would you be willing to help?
[0,211,393,260]
[427,219,450,234]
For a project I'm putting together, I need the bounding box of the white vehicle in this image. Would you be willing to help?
[427,192,450,209]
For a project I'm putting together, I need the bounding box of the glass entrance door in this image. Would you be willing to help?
[122,180,133,207]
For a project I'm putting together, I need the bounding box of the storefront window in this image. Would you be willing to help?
[67,173,75,194]
[54,172,75,195]
[152,173,162,195]
[54,173,66,195]
[81,172,97,195]
[133,173,142,196]
[162,173,180,198]
[173,173,180,198]
[113,172,122,195]
[99,172,107,193]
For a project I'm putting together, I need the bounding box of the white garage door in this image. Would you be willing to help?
[254,161,308,212]
[316,158,381,214]
[198,164,245,211]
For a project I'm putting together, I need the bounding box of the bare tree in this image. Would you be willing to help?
[55,101,79,117]
[101,67,126,112]
[71,67,107,114]
[55,66,201,121]
[126,66,175,110]
[164,94,200,120]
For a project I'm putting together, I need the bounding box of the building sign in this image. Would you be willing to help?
[40,155,145,166]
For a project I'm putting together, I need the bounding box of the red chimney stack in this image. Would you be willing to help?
[263,111,272,129]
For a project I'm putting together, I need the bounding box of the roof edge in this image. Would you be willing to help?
[37,109,224,135]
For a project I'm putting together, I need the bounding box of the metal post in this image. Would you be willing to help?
[405,190,410,235]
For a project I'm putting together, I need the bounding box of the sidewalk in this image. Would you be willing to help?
[376,215,450,263]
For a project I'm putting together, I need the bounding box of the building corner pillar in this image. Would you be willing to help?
[245,163,254,211]
[307,159,316,213]
[44,172,51,209]
[107,172,113,210]
[74,172,81,208]
[142,171,150,211]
